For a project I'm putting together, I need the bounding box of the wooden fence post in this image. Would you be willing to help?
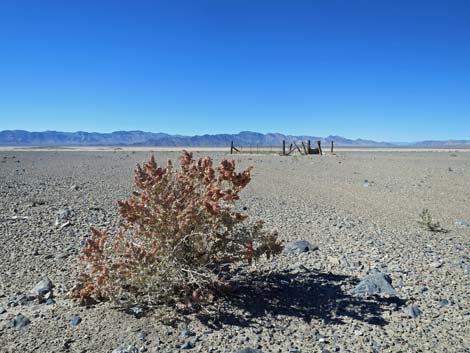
[282,140,286,155]
[294,142,302,154]
[307,140,311,154]
[230,141,234,154]
[317,140,323,155]
[331,141,334,153]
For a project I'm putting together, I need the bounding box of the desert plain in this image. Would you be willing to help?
[0,149,469,353]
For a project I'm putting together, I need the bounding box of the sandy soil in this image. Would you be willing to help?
[0,150,469,353]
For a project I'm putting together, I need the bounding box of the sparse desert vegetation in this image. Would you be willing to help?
[417,208,447,233]
[1,150,469,352]
[74,152,282,308]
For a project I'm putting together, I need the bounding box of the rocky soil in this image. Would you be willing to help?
[0,150,469,353]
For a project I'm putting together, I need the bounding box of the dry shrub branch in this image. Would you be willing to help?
[73,152,282,307]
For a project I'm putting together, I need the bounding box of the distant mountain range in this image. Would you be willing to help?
[0,130,469,147]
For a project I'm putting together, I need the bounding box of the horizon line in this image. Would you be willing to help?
[3,129,467,144]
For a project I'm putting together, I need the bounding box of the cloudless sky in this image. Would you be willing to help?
[0,0,469,141]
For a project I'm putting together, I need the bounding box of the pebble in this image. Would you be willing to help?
[127,306,145,318]
[7,314,31,329]
[439,299,450,306]
[59,221,71,229]
[455,220,470,227]
[0,306,5,314]
[55,207,73,226]
[181,340,194,349]
[111,345,139,353]
[181,328,195,337]
[283,240,318,253]
[69,314,82,326]
[354,330,363,336]
[235,348,263,353]
[430,261,443,269]
[408,305,421,318]
[31,277,53,297]
[139,332,147,342]
[327,256,341,265]
[8,293,35,307]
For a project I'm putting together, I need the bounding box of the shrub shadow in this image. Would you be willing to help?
[197,268,405,329]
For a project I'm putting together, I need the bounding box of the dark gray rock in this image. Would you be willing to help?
[8,293,35,307]
[283,240,318,253]
[69,314,81,326]
[351,269,398,296]
[181,340,194,349]
[31,278,53,297]
[235,349,263,353]
[7,314,30,329]
[418,286,428,293]
[408,305,421,318]
[439,299,450,306]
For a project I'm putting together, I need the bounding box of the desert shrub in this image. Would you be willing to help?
[417,208,445,232]
[73,151,282,307]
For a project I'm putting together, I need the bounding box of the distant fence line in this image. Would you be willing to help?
[230,140,334,155]
[230,144,280,154]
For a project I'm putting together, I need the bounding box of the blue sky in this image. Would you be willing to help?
[0,0,469,141]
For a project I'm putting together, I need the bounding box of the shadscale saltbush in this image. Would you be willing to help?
[73,151,283,308]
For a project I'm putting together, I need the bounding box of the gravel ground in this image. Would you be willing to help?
[0,150,469,353]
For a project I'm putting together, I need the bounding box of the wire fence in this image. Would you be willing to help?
[230,140,331,155]
[232,145,282,154]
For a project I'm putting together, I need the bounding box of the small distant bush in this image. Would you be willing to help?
[29,195,46,207]
[73,152,282,307]
[417,208,445,232]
